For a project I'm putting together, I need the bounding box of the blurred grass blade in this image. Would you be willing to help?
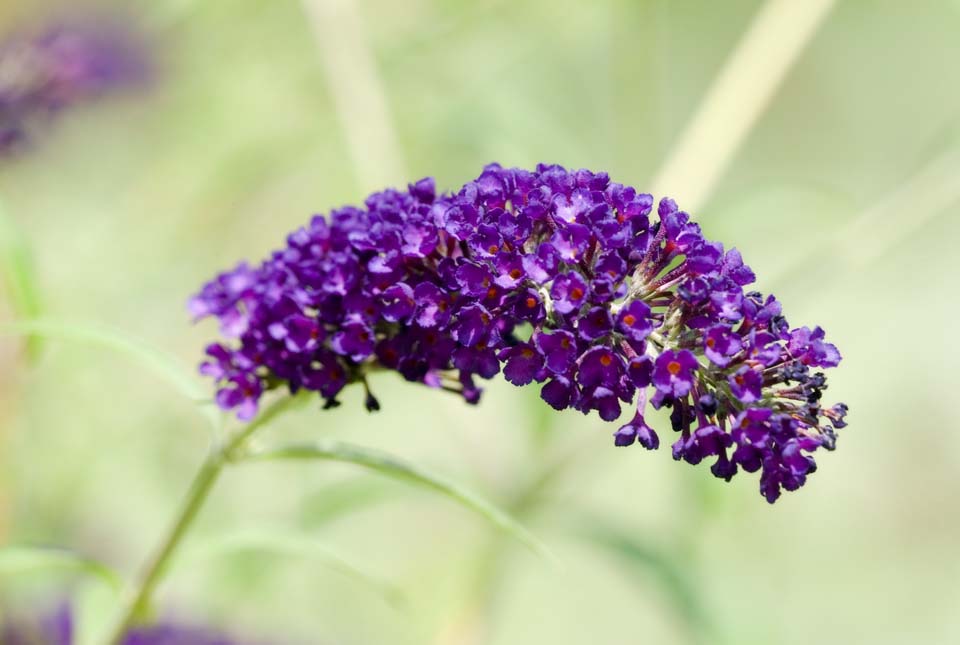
[0,545,121,592]
[241,439,551,560]
[571,516,712,642]
[0,198,43,359]
[301,0,406,190]
[651,0,836,211]
[300,478,393,528]
[178,528,405,607]
[0,318,211,408]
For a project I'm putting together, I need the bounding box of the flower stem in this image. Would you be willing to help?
[105,446,225,644]
[103,392,309,644]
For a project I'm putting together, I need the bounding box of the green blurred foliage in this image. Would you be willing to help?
[2,0,959,644]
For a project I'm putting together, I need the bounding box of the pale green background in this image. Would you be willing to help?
[1,1,959,644]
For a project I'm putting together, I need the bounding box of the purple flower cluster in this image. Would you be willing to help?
[191,163,847,502]
[0,17,147,154]
[1,605,248,645]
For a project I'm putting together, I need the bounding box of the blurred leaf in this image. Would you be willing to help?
[241,439,552,560]
[299,478,393,528]
[74,579,121,645]
[0,199,43,359]
[177,528,405,608]
[569,516,714,644]
[0,545,121,593]
[0,318,218,428]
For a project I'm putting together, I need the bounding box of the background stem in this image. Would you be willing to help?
[102,392,309,644]
[105,448,225,644]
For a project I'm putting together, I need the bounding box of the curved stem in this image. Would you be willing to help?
[106,449,225,644]
[103,392,309,645]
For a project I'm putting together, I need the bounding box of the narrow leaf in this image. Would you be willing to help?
[241,440,552,560]
[0,545,121,592]
[570,516,713,641]
[177,528,404,607]
[0,318,218,428]
[0,199,43,359]
[299,478,393,528]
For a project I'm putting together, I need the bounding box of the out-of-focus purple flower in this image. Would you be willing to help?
[0,16,150,155]
[190,163,848,503]
[0,605,254,645]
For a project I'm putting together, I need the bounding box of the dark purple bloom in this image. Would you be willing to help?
[577,346,624,389]
[728,365,763,403]
[541,375,576,410]
[215,373,262,421]
[615,409,659,449]
[579,385,621,421]
[652,350,698,398]
[269,314,323,353]
[578,307,613,341]
[550,271,589,314]
[492,253,526,288]
[615,300,653,342]
[499,343,544,386]
[191,163,847,503]
[703,325,741,366]
[380,283,415,322]
[451,304,494,348]
[412,282,452,328]
[534,330,579,373]
[330,321,375,362]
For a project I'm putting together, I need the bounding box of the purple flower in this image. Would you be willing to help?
[499,343,544,386]
[652,350,698,398]
[541,375,576,410]
[1,604,256,645]
[614,408,659,449]
[451,304,494,348]
[577,346,624,389]
[616,300,653,342]
[728,365,763,403]
[412,282,452,328]
[380,283,415,322]
[703,325,741,367]
[191,163,848,503]
[534,330,579,373]
[550,271,589,314]
[0,17,149,156]
[330,322,375,362]
[215,373,262,421]
[578,307,613,341]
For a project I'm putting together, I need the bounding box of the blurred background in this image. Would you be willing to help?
[1,0,959,643]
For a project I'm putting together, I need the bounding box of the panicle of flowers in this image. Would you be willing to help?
[190,163,848,503]
[0,16,148,154]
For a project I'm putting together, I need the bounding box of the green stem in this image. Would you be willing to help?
[103,392,309,645]
[106,448,225,644]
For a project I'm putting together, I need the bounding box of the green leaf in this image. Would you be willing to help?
[570,516,714,643]
[176,528,405,608]
[299,478,393,528]
[0,198,43,359]
[0,318,218,428]
[240,440,552,560]
[0,545,122,593]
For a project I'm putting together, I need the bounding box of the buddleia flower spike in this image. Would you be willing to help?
[191,163,848,503]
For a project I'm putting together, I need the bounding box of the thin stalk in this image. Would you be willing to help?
[301,0,406,190]
[650,0,836,212]
[103,393,309,645]
[105,448,225,644]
